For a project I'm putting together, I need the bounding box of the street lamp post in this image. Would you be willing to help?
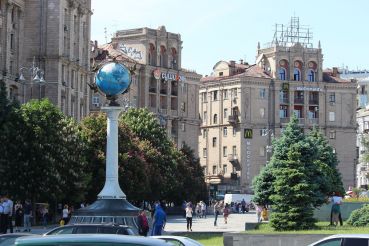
[19,57,46,102]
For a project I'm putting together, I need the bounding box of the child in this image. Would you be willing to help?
[261,205,268,221]
[223,204,230,224]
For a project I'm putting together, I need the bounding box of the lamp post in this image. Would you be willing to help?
[19,57,46,103]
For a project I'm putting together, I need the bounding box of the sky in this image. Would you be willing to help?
[91,0,369,76]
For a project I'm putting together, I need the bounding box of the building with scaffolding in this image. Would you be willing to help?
[199,17,357,196]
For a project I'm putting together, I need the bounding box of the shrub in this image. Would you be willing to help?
[347,204,369,226]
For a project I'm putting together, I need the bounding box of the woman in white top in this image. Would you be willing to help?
[62,205,69,225]
[185,203,193,231]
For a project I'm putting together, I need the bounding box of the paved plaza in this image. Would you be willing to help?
[164,212,257,233]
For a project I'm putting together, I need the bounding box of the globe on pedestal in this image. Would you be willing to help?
[95,62,131,97]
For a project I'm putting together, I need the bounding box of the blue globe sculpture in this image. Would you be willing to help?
[95,62,131,97]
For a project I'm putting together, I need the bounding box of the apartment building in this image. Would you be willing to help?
[91,26,202,152]
[199,17,357,197]
[1,0,92,121]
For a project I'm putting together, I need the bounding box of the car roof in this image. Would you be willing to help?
[68,223,131,227]
[16,234,169,245]
[309,234,369,245]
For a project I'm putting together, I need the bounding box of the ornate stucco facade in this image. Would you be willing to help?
[1,0,92,121]
[91,26,202,152]
[199,21,357,196]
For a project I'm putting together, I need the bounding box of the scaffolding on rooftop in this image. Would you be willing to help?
[266,17,313,48]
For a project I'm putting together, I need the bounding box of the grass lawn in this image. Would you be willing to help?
[174,232,223,246]
[247,221,369,234]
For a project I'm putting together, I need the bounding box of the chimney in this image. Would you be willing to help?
[229,60,236,67]
[332,67,339,78]
[239,59,243,65]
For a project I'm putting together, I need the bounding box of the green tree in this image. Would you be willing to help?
[270,143,316,230]
[0,99,87,205]
[171,144,207,204]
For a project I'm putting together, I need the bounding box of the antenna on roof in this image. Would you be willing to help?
[104,27,108,43]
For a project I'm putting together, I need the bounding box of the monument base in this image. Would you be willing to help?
[69,199,140,229]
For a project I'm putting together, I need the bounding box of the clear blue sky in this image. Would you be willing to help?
[91,0,368,76]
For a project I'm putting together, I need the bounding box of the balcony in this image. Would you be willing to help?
[280,98,289,104]
[171,90,178,96]
[160,89,167,95]
[280,117,289,124]
[228,154,241,171]
[294,98,304,104]
[228,115,239,125]
[309,99,319,105]
[308,118,319,124]
[149,87,156,93]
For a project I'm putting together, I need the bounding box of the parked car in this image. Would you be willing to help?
[15,234,171,246]
[44,224,135,236]
[308,234,369,246]
[0,234,32,246]
[152,236,203,246]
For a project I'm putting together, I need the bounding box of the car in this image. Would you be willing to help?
[308,234,369,246]
[15,234,171,246]
[44,223,135,236]
[0,233,32,246]
[152,236,203,246]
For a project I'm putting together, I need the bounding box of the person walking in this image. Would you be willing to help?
[151,203,166,236]
[213,201,219,226]
[241,199,247,214]
[41,206,48,228]
[23,200,32,232]
[62,205,69,225]
[223,203,230,224]
[185,203,193,232]
[200,201,207,219]
[137,210,149,236]
[0,197,5,234]
[3,195,13,233]
[330,192,343,226]
[255,204,262,222]
[14,201,23,232]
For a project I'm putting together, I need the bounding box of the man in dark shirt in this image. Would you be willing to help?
[23,200,32,232]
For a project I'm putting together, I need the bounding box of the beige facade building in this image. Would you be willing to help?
[199,18,357,197]
[1,0,92,121]
[91,26,202,151]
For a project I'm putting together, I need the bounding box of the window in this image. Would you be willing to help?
[329,93,336,103]
[202,92,208,102]
[223,127,228,136]
[223,164,227,174]
[223,146,227,157]
[181,123,185,132]
[233,127,237,136]
[232,146,237,155]
[307,69,315,82]
[203,129,207,138]
[212,137,217,147]
[259,88,266,98]
[260,128,267,136]
[203,111,207,123]
[224,108,228,118]
[259,146,266,157]
[203,148,207,158]
[232,88,237,98]
[260,108,265,118]
[10,34,14,50]
[294,68,301,81]
[212,165,217,175]
[181,102,186,112]
[279,105,288,118]
[313,238,341,246]
[329,130,336,139]
[223,89,228,99]
[278,68,286,80]
[329,112,335,122]
[213,90,218,101]
[342,238,368,246]
[219,72,223,76]
[213,114,218,124]
[92,95,100,106]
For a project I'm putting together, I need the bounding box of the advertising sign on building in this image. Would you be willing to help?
[244,129,253,139]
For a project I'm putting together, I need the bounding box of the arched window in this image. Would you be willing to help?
[213,114,218,124]
[149,43,156,66]
[294,68,301,81]
[171,47,177,69]
[278,68,286,80]
[160,45,167,67]
[307,69,315,82]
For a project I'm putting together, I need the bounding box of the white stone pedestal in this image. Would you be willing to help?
[98,106,126,199]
